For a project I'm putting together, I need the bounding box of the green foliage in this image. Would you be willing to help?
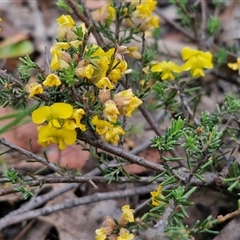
[151,117,185,151]
[207,17,221,36]
[56,0,72,12]
[1,0,240,239]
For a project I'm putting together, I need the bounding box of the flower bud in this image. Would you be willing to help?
[99,89,111,104]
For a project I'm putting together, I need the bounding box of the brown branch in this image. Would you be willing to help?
[139,104,163,136]
[0,184,158,230]
[0,70,23,87]
[66,0,89,26]
[0,138,65,176]
[0,176,164,196]
[79,133,165,173]
[65,0,104,46]
[1,140,153,218]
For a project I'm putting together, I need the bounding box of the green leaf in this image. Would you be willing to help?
[0,40,34,59]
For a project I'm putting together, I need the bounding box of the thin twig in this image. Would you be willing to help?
[139,104,178,158]
[153,199,175,232]
[0,184,157,230]
[0,176,164,195]
[0,138,65,176]
[139,104,163,136]
[77,0,104,46]
[199,0,207,50]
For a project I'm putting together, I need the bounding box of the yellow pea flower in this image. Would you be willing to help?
[126,46,142,59]
[121,205,134,223]
[25,82,43,98]
[91,4,115,26]
[56,15,75,27]
[95,227,107,240]
[37,125,76,150]
[151,61,181,80]
[104,126,125,145]
[43,74,61,87]
[136,0,157,18]
[228,57,240,75]
[76,64,94,79]
[56,15,75,40]
[91,115,113,135]
[181,47,213,77]
[114,89,142,117]
[50,43,70,70]
[69,109,86,131]
[108,68,121,83]
[103,100,120,123]
[139,16,159,31]
[96,77,114,89]
[150,185,164,206]
[32,103,73,125]
[117,228,134,240]
[50,42,70,54]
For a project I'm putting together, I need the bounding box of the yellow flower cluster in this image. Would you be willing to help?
[151,47,213,80]
[27,13,144,147]
[125,0,159,31]
[92,89,142,144]
[95,205,135,240]
[32,103,86,150]
[25,73,61,98]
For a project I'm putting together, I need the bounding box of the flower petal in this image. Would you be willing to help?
[50,103,73,119]
[32,106,52,124]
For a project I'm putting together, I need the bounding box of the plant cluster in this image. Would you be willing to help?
[0,0,240,239]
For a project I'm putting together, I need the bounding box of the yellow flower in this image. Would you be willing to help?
[150,185,164,206]
[50,42,70,53]
[117,228,134,240]
[91,116,124,144]
[91,4,115,26]
[114,89,142,117]
[228,57,240,74]
[126,46,142,59]
[91,115,113,135]
[139,15,159,31]
[50,42,70,70]
[95,227,107,240]
[104,100,120,123]
[37,125,76,150]
[136,0,157,18]
[108,69,121,83]
[32,103,73,125]
[56,15,75,27]
[25,82,43,98]
[151,61,182,80]
[69,109,86,131]
[121,205,134,223]
[104,126,125,145]
[181,47,213,77]
[43,74,61,87]
[76,63,94,79]
[96,77,114,89]
[56,15,75,40]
